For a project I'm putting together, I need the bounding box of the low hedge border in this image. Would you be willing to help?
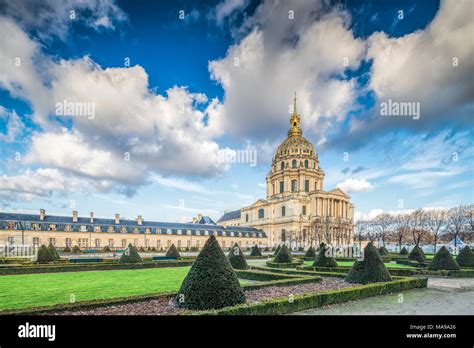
[1,271,321,315]
[417,269,474,278]
[235,269,301,281]
[251,266,323,277]
[0,260,194,275]
[192,276,428,315]
[396,260,429,268]
[266,259,304,269]
[299,265,419,277]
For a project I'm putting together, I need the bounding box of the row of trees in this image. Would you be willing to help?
[356,205,473,252]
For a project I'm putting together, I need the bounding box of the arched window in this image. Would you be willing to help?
[292,159,297,168]
[304,159,309,168]
[258,208,264,219]
[291,179,297,192]
[281,161,284,170]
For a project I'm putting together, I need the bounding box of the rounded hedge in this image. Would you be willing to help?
[345,242,392,284]
[408,245,426,263]
[400,246,408,255]
[378,246,389,256]
[119,244,143,264]
[37,244,55,263]
[274,244,293,263]
[228,243,249,270]
[249,244,262,257]
[47,243,60,261]
[176,235,245,310]
[428,246,460,271]
[304,246,316,258]
[166,244,181,258]
[313,244,338,268]
[456,246,474,268]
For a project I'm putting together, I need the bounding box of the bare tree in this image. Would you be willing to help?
[448,205,469,248]
[355,220,369,249]
[373,213,394,247]
[425,209,447,253]
[393,213,410,252]
[410,209,427,246]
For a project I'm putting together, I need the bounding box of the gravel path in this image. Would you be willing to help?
[293,277,474,315]
[54,277,350,315]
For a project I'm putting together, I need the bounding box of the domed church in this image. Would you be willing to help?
[218,95,354,248]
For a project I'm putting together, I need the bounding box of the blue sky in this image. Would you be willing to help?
[0,0,472,222]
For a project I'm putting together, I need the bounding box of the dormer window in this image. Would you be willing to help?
[94,226,101,232]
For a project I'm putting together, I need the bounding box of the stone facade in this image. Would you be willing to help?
[218,95,354,248]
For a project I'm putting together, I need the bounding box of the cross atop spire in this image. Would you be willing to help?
[288,93,302,138]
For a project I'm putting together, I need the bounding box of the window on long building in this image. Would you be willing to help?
[280,181,284,193]
[302,205,307,215]
[281,206,286,217]
[292,159,297,168]
[65,238,71,247]
[258,208,264,219]
[305,180,309,192]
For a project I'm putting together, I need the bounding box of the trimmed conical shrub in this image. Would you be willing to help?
[408,245,426,263]
[304,246,316,258]
[71,245,81,253]
[166,244,181,258]
[428,246,460,271]
[345,242,392,284]
[63,245,71,253]
[378,246,389,255]
[250,244,262,257]
[102,245,111,252]
[400,246,408,255]
[313,243,337,267]
[228,243,248,270]
[37,245,55,263]
[119,244,142,263]
[274,244,293,263]
[176,235,245,310]
[456,246,474,268]
[47,243,60,261]
[273,244,281,256]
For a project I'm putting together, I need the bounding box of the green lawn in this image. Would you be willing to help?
[304,260,415,269]
[0,267,250,312]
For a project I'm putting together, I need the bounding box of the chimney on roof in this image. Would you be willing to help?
[39,209,45,221]
[72,211,78,222]
[90,212,94,223]
[115,214,120,224]
[137,215,143,225]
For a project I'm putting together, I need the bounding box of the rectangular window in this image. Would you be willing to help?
[7,222,15,229]
[49,224,57,231]
[187,240,191,248]
[157,240,161,248]
[80,225,87,232]
[246,214,249,222]
[305,180,309,192]
[33,237,40,247]
[32,223,40,231]
[122,239,127,248]
[95,239,100,247]
[49,238,56,246]
[108,239,114,247]
[65,238,71,247]
[7,236,15,245]
[291,179,297,192]
[108,226,115,233]
[279,181,284,193]
[65,225,72,232]
[302,205,307,215]
[94,226,101,232]
[282,206,286,217]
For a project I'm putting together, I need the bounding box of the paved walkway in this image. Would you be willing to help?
[293,278,474,315]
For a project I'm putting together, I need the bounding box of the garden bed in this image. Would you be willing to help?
[266,259,304,268]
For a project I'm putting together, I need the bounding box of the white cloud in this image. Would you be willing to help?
[0,168,90,201]
[0,107,25,143]
[214,0,249,24]
[208,3,365,142]
[367,0,474,126]
[337,178,375,193]
[150,175,208,194]
[0,0,127,40]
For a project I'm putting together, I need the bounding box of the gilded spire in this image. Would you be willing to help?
[288,93,302,138]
